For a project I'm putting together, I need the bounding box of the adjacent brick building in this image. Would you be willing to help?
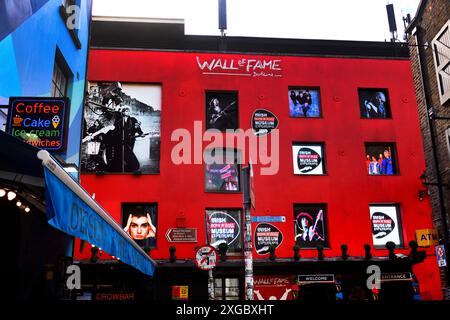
[406,0,450,299]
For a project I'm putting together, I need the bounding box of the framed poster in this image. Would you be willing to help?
[288,87,321,118]
[365,143,398,175]
[122,203,158,248]
[205,148,240,192]
[294,204,328,248]
[81,82,161,173]
[358,88,391,119]
[205,91,238,131]
[206,209,243,255]
[292,143,326,175]
[369,204,403,248]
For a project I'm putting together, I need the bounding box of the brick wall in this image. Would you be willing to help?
[408,0,450,300]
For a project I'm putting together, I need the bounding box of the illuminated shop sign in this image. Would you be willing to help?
[7,97,69,151]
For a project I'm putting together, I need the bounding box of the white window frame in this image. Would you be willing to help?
[432,19,450,105]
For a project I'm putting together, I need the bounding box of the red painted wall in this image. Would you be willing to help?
[77,49,441,299]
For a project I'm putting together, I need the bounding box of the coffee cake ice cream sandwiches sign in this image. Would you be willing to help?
[7,97,69,151]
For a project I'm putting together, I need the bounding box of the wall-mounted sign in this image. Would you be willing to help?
[196,56,282,78]
[7,97,69,151]
[416,229,439,247]
[252,216,286,223]
[435,245,447,267]
[369,205,403,247]
[381,273,412,282]
[206,209,242,254]
[195,245,217,271]
[254,223,283,255]
[94,292,136,301]
[292,143,325,175]
[254,276,294,300]
[297,275,335,284]
[172,286,189,300]
[165,228,198,242]
[252,109,279,136]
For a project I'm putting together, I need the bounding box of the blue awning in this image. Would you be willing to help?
[0,131,156,276]
[39,150,156,276]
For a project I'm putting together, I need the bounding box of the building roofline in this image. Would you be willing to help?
[91,20,410,59]
[92,15,184,24]
[405,0,427,33]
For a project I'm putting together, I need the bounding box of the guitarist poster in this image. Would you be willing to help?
[294,204,328,248]
[81,82,161,173]
[205,91,238,131]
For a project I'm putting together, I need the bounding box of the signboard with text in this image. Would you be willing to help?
[7,97,69,151]
[166,228,198,242]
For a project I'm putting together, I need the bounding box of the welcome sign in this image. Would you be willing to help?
[7,97,69,151]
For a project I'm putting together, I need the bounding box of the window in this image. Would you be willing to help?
[122,203,158,248]
[205,148,240,192]
[364,143,399,175]
[292,142,326,175]
[206,209,243,255]
[293,204,328,248]
[51,58,68,98]
[205,91,238,131]
[288,87,322,118]
[369,204,403,248]
[432,20,450,105]
[214,278,240,300]
[358,88,391,119]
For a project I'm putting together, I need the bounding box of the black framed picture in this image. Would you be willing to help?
[369,204,403,248]
[288,87,321,118]
[358,88,391,119]
[206,209,243,254]
[294,204,328,248]
[365,143,398,175]
[205,91,238,131]
[122,203,158,249]
[292,142,326,175]
[205,148,240,192]
[81,82,161,174]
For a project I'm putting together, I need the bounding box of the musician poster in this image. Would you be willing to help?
[205,148,240,192]
[206,209,243,254]
[292,143,325,175]
[205,91,238,131]
[81,82,161,174]
[289,87,321,118]
[294,204,328,248]
[369,205,403,247]
[122,203,158,249]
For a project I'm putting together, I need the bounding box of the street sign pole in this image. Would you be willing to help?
[242,166,254,300]
[208,269,215,300]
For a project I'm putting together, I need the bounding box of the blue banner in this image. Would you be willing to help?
[252,216,286,223]
[44,167,155,276]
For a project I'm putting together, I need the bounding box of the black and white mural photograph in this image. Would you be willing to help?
[81,82,161,173]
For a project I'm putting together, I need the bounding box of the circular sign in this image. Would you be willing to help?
[251,109,279,136]
[254,223,283,255]
[195,245,218,271]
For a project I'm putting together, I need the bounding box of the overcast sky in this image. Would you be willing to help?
[92,0,420,42]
